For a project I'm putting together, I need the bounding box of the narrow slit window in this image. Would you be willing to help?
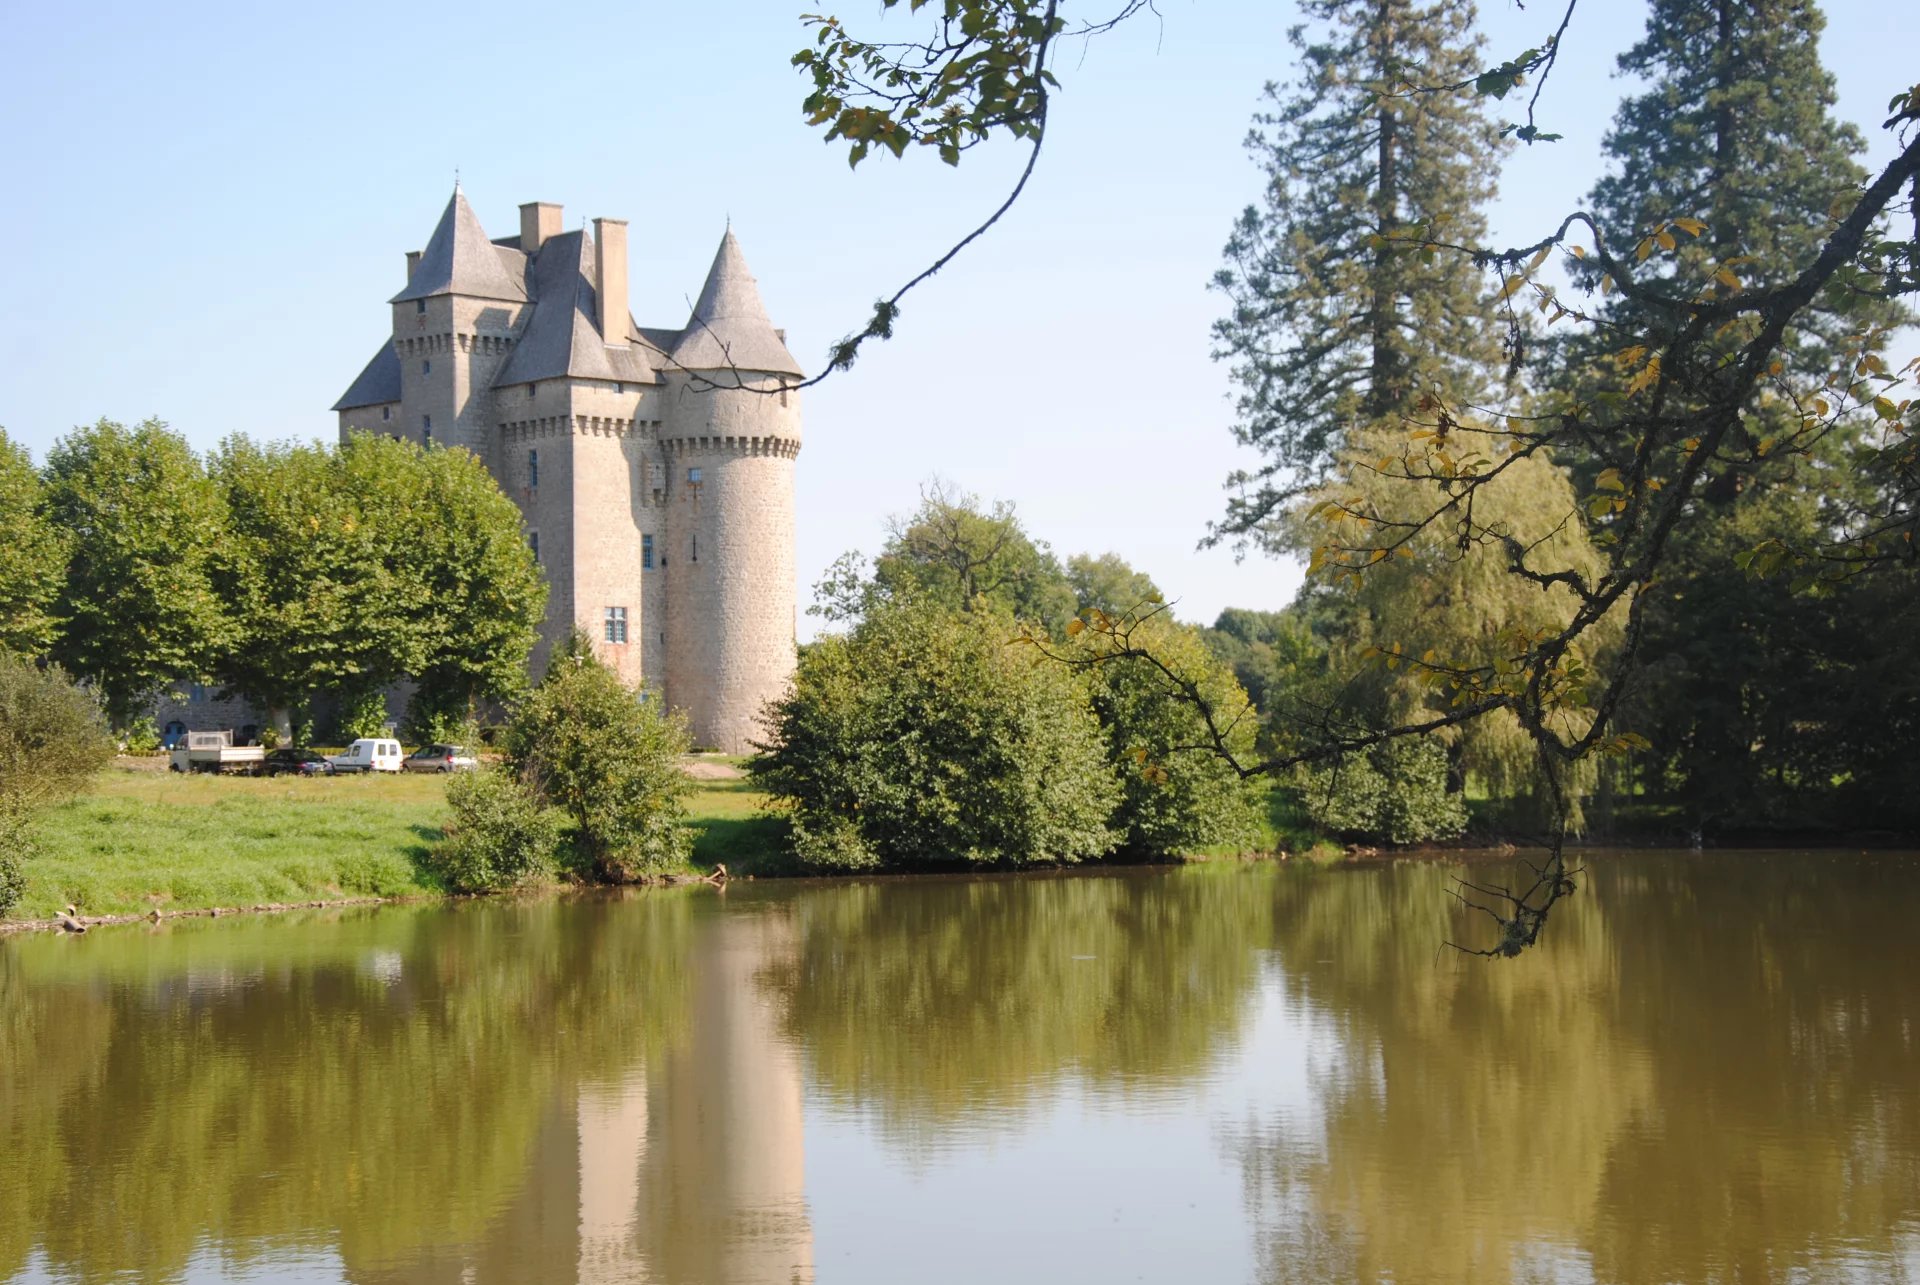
[642,534,654,569]
[529,531,539,562]
[529,449,539,488]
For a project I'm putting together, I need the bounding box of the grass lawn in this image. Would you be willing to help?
[10,764,782,923]
[686,777,791,876]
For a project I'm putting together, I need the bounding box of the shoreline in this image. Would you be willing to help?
[14,839,1917,937]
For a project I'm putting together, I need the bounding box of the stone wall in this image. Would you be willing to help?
[661,374,800,752]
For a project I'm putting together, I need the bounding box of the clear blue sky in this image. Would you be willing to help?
[2,1,1912,636]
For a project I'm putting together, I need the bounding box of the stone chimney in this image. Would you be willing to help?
[595,217,629,345]
[520,201,563,256]
[405,250,422,285]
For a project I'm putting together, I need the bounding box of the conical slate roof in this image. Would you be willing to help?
[669,229,804,377]
[391,188,529,305]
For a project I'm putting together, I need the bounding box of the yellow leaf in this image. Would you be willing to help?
[1528,245,1551,271]
[1671,217,1708,236]
[1715,267,1741,289]
[1627,354,1663,395]
[1498,273,1526,300]
[1635,238,1654,262]
[1684,437,1702,450]
[1655,229,1677,251]
[1596,467,1626,492]
[1065,618,1085,636]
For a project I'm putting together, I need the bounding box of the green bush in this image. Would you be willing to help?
[0,797,31,916]
[0,656,115,809]
[428,767,560,893]
[1298,736,1466,844]
[122,716,162,755]
[0,659,110,918]
[1077,617,1266,856]
[505,635,692,881]
[753,600,1120,870]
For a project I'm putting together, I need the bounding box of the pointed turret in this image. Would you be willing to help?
[391,187,528,305]
[669,229,803,377]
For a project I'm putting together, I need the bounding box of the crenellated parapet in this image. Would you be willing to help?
[658,433,801,461]
[501,416,667,443]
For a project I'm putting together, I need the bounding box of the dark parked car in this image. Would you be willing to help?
[264,748,335,777]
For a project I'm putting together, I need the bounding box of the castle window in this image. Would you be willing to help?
[423,359,431,375]
[614,382,624,395]
[529,531,539,563]
[642,534,653,569]
[381,406,390,421]
[691,534,698,563]
[528,384,535,398]
[687,467,702,483]
[604,606,628,645]
[529,449,538,488]
[416,299,426,315]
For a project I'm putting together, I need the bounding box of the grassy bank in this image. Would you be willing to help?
[9,764,775,923]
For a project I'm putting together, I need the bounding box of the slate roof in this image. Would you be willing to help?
[669,230,805,377]
[492,230,660,387]
[332,341,402,411]
[391,189,529,305]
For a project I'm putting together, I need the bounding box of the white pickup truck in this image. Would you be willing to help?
[169,730,267,775]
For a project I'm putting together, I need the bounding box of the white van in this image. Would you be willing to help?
[329,738,404,774]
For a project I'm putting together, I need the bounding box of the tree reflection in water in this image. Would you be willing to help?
[1238,852,1920,1284]
[3,853,1917,1285]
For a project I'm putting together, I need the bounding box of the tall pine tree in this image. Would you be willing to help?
[1571,0,1916,832]
[1210,0,1508,552]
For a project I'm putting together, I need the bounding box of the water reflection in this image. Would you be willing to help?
[2,853,1917,1284]
[1242,853,1920,1284]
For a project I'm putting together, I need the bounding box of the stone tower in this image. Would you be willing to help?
[662,232,803,754]
[334,191,803,751]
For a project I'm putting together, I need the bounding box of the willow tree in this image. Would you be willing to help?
[1289,429,1616,827]
[1209,0,1509,549]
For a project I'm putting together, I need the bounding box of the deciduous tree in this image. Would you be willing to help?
[42,419,232,731]
[0,429,64,660]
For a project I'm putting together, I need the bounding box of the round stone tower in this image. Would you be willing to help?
[661,230,804,753]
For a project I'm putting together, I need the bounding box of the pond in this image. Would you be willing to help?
[4,851,1918,1284]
